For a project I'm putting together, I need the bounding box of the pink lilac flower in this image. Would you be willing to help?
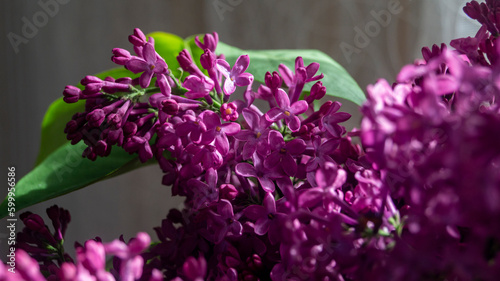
[265,88,308,132]
[183,75,214,99]
[244,192,286,244]
[126,42,170,95]
[216,55,254,96]
[197,110,240,156]
[264,130,306,177]
[104,232,151,281]
[187,168,219,209]
[220,102,238,121]
[279,56,324,103]
[234,108,272,159]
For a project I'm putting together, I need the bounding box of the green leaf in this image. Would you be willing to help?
[35,68,139,166]
[1,143,137,219]
[215,42,366,105]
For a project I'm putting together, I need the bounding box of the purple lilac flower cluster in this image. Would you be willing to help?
[5,1,500,280]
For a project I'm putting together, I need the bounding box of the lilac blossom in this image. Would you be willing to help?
[183,75,214,99]
[216,55,254,96]
[126,42,170,94]
[234,108,271,159]
[265,88,308,132]
[197,110,240,156]
[244,192,286,244]
[264,130,306,177]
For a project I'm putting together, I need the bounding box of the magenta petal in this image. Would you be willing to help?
[235,72,254,87]
[143,43,156,63]
[244,205,266,220]
[234,130,255,141]
[235,163,258,177]
[202,111,221,127]
[218,200,234,219]
[126,58,148,73]
[278,64,294,87]
[215,134,230,155]
[298,188,324,208]
[157,74,171,97]
[290,100,308,115]
[281,153,297,177]
[306,62,320,78]
[265,107,284,122]
[285,138,306,154]
[139,71,154,88]
[206,168,217,188]
[264,151,281,169]
[242,109,259,129]
[220,122,241,135]
[274,88,290,109]
[223,79,236,96]
[254,218,271,235]
[262,192,276,213]
[258,177,275,192]
[286,115,301,132]
[216,59,231,78]
[198,130,217,145]
[242,142,257,159]
[233,54,250,75]
[268,130,284,150]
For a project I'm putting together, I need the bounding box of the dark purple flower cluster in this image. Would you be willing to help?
[6,1,500,280]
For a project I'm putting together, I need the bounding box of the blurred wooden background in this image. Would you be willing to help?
[1,0,478,255]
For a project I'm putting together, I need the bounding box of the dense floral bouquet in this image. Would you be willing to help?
[3,1,500,280]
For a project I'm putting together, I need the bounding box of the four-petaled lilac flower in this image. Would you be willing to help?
[216,55,254,96]
[264,130,306,177]
[208,199,243,243]
[279,56,324,102]
[126,42,170,94]
[187,168,219,209]
[183,75,215,99]
[235,152,283,192]
[234,108,272,159]
[197,110,240,155]
[104,232,151,281]
[265,88,308,132]
[244,192,286,244]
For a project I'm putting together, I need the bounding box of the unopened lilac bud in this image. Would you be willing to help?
[246,254,263,272]
[95,140,109,156]
[63,85,81,103]
[123,122,138,136]
[81,75,102,85]
[319,100,334,115]
[220,102,238,121]
[220,184,238,200]
[306,81,326,103]
[162,99,179,115]
[195,32,219,52]
[111,48,132,65]
[128,28,147,46]
[64,120,79,134]
[265,71,282,89]
[200,49,216,70]
[86,109,106,127]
